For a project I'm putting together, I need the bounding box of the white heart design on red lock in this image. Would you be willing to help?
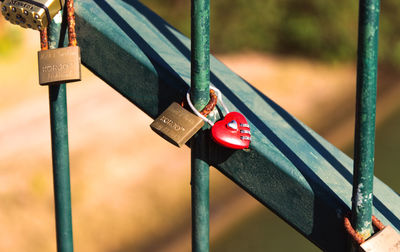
[227,120,238,130]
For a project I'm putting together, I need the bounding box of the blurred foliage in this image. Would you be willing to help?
[0,20,22,58]
[142,0,400,67]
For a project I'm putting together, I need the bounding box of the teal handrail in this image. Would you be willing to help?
[190,0,211,251]
[352,0,381,240]
[48,11,74,252]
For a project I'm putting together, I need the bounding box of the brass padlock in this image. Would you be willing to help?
[1,0,64,30]
[360,226,400,252]
[150,102,204,147]
[38,46,81,85]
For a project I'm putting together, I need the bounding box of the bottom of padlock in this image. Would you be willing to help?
[38,46,82,85]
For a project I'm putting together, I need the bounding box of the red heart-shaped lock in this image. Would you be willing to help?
[211,112,251,149]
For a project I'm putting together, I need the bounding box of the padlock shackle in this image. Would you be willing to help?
[187,88,219,126]
[210,86,230,115]
[344,215,386,245]
[39,0,77,50]
[371,215,385,231]
[66,0,77,47]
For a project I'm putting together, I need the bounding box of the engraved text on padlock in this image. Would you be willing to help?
[150,102,204,147]
[38,46,81,85]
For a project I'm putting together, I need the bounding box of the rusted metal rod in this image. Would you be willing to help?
[351,0,381,242]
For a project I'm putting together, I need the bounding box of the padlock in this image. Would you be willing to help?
[360,226,400,252]
[211,111,251,149]
[183,86,251,149]
[38,46,81,85]
[1,0,64,30]
[207,86,251,149]
[150,102,204,147]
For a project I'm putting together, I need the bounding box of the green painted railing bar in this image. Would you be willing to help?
[190,0,210,110]
[191,133,210,252]
[190,0,210,251]
[73,1,400,250]
[48,11,74,252]
[351,0,381,240]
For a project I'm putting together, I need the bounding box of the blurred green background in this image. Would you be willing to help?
[0,20,21,57]
[143,0,400,67]
[3,0,400,65]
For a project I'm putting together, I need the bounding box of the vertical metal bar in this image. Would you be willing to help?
[351,0,380,240]
[191,0,210,108]
[191,133,210,252]
[48,12,74,252]
[191,0,210,251]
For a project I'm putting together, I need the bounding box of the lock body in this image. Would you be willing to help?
[360,226,400,252]
[38,46,81,85]
[150,102,204,147]
[1,0,64,30]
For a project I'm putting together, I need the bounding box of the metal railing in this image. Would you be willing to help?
[190,0,211,251]
[352,0,381,240]
[47,8,74,252]
[25,0,399,251]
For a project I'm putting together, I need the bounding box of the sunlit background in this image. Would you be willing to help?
[1,0,400,251]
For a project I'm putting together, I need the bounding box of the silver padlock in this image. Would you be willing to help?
[360,226,400,252]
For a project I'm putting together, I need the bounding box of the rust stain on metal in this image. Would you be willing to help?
[344,214,386,245]
[181,89,217,117]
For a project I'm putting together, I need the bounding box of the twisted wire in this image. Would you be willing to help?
[40,28,48,50]
[67,0,77,47]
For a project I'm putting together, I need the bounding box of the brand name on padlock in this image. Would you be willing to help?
[9,0,35,10]
[150,102,204,147]
[41,63,76,80]
[41,62,75,73]
[158,115,186,132]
